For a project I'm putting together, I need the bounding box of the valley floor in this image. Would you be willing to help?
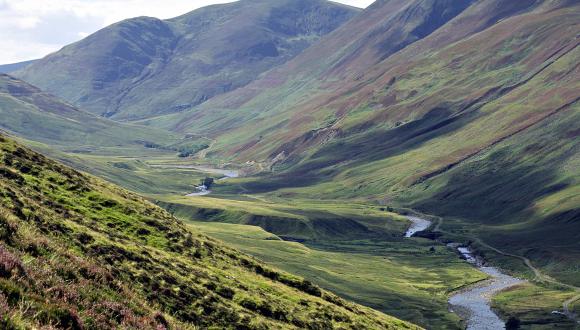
[17,142,579,329]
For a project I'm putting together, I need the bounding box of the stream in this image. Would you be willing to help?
[404,216,432,237]
[180,166,239,196]
[404,216,525,330]
[167,165,527,328]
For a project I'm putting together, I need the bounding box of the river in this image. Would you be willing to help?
[449,246,525,330]
[404,216,432,237]
[404,216,525,330]
[180,166,239,196]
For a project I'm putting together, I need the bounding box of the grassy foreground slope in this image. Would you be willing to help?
[0,135,418,329]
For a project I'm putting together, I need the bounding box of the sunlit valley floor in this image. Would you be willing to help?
[36,141,576,329]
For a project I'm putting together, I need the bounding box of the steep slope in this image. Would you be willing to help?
[15,0,359,120]
[144,0,580,283]
[0,74,176,150]
[0,60,35,74]
[0,134,417,329]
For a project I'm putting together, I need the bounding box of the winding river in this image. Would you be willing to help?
[404,216,525,330]
[169,166,527,328]
[449,247,525,330]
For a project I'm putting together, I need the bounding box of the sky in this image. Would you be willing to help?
[0,0,375,64]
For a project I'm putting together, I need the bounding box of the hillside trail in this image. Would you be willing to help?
[432,215,580,324]
[196,136,217,160]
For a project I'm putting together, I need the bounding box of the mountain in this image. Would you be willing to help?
[0,74,176,150]
[0,60,36,74]
[142,0,580,284]
[15,0,359,120]
[0,134,418,329]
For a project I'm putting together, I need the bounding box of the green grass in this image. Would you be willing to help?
[493,283,579,329]
[156,195,409,241]
[0,74,180,150]
[130,5,580,297]
[3,3,578,328]
[15,1,359,121]
[0,135,418,329]
[158,194,486,329]
[189,220,484,329]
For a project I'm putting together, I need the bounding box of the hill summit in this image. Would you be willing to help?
[15,0,359,120]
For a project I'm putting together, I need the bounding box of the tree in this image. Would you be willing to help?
[201,177,214,188]
[505,316,521,330]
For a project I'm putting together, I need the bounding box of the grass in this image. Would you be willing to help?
[157,195,410,242]
[493,283,579,329]
[2,3,577,328]
[0,134,418,329]
[15,1,359,121]
[129,5,580,299]
[0,74,180,150]
[162,194,487,329]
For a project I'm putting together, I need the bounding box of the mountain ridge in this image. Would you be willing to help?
[0,60,36,74]
[138,0,580,286]
[15,0,359,120]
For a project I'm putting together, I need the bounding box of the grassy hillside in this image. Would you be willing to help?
[0,61,35,74]
[141,0,580,286]
[15,0,359,120]
[158,197,409,242]
[0,74,224,197]
[0,74,178,150]
[0,134,419,329]
[3,0,578,328]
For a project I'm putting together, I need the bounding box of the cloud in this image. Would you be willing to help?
[0,0,375,64]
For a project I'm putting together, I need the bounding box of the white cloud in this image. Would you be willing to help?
[0,0,375,64]
[14,16,40,29]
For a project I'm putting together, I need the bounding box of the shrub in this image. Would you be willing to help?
[506,316,521,330]
[240,297,259,311]
[37,305,83,330]
[200,177,214,189]
[0,245,24,278]
[216,286,235,299]
[0,279,22,305]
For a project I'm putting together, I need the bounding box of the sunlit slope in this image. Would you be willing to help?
[0,135,418,329]
[0,74,177,150]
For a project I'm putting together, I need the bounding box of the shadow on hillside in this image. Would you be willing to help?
[242,105,479,194]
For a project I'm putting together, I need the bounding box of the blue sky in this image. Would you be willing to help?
[0,0,375,64]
